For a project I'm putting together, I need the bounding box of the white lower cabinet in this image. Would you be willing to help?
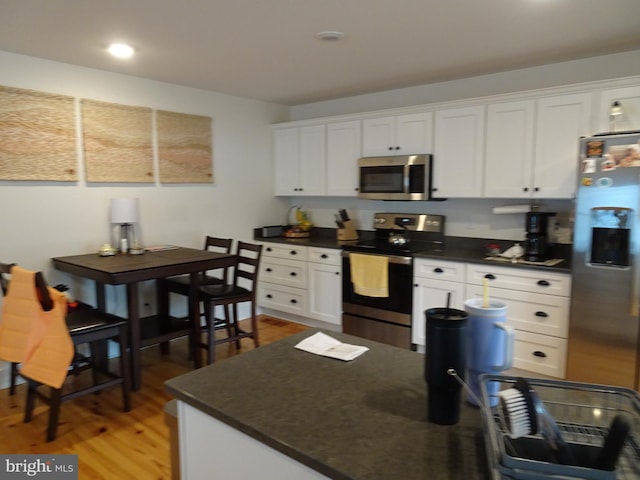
[412,258,571,378]
[307,247,342,325]
[412,259,465,346]
[258,244,342,325]
[465,264,571,378]
[259,244,308,316]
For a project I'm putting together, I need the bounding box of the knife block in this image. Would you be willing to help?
[337,220,359,241]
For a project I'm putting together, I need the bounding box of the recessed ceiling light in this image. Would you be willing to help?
[315,31,345,42]
[107,43,135,59]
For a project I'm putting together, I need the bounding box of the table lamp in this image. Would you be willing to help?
[110,197,139,253]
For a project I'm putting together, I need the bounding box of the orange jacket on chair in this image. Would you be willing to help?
[0,266,74,389]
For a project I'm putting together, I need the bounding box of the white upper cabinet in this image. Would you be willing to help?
[433,106,485,197]
[274,125,326,196]
[326,120,361,196]
[533,93,593,199]
[485,93,592,199]
[597,86,640,132]
[484,100,535,198]
[362,112,432,157]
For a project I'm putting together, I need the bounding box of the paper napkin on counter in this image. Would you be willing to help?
[294,332,369,361]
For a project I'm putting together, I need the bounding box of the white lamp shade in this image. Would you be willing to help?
[110,198,139,224]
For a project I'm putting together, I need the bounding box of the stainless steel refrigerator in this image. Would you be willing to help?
[568,131,640,390]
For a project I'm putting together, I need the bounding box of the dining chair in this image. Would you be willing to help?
[160,236,234,296]
[157,236,234,358]
[198,241,263,364]
[2,268,132,442]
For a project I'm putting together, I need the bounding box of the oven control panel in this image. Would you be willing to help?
[373,213,444,233]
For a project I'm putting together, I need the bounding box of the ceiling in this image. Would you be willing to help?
[1,0,640,106]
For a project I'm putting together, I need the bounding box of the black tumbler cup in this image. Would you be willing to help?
[425,307,468,425]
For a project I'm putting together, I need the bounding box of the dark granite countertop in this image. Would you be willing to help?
[254,227,571,273]
[165,329,490,480]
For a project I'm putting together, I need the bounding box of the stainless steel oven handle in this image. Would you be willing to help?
[342,251,412,265]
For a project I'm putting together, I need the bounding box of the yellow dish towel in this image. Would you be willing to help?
[349,253,389,298]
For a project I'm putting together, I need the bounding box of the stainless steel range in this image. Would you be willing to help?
[342,213,445,349]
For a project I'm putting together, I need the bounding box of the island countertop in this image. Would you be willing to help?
[165,329,489,480]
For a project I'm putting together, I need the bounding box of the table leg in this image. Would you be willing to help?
[157,280,171,355]
[93,283,109,369]
[189,272,202,369]
[95,283,106,311]
[127,282,142,391]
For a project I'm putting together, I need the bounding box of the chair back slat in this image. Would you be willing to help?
[233,242,263,288]
[204,236,234,283]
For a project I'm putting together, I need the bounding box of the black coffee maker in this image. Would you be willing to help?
[524,212,556,262]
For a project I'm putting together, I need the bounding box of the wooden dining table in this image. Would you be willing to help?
[52,247,237,391]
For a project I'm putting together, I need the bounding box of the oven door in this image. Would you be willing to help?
[342,251,413,325]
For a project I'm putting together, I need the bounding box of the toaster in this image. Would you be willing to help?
[261,225,283,238]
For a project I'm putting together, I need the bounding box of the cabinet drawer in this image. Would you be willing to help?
[513,330,567,378]
[258,283,307,316]
[308,247,341,266]
[466,264,571,297]
[260,258,307,288]
[261,243,308,261]
[466,285,569,338]
[414,258,465,282]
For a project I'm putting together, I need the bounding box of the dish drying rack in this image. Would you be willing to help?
[480,374,640,480]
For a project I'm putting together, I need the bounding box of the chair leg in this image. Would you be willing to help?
[10,362,19,395]
[250,301,259,348]
[206,301,216,365]
[157,280,171,355]
[118,325,132,412]
[46,388,62,442]
[231,304,242,349]
[24,380,37,423]
[89,342,100,386]
[231,303,242,350]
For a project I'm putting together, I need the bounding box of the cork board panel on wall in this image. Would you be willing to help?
[82,100,153,182]
[0,86,77,181]
[157,110,213,183]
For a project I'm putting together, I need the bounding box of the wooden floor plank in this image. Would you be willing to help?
[0,316,308,479]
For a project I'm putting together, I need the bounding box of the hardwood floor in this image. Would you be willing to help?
[0,316,308,479]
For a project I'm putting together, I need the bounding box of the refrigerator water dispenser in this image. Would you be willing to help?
[590,207,631,267]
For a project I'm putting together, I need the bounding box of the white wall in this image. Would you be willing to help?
[290,50,640,120]
[0,51,289,314]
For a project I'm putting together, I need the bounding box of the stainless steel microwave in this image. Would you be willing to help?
[358,154,435,201]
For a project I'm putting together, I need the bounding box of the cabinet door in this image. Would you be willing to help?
[484,100,535,198]
[411,277,464,346]
[326,120,361,196]
[298,125,326,196]
[362,113,432,156]
[273,128,300,195]
[361,116,395,156]
[433,106,485,197]
[533,93,592,199]
[307,262,342,324]
[598,86,640,132]
[395,112,433,155]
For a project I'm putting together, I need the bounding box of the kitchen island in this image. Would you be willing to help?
[165,329,489,479]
